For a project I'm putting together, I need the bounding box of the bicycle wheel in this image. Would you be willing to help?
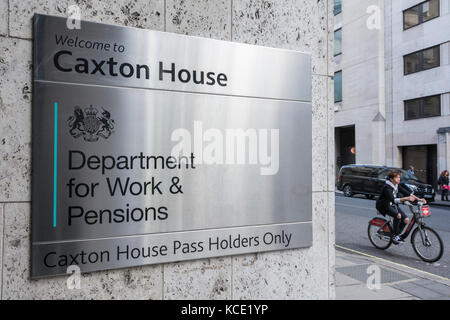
[368,223,392,250]
[411,226,444,263]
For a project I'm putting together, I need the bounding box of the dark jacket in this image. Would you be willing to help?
[376,182,412,214]
[438,175,449,186]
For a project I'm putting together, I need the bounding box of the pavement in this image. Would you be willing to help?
[335,245,450,300]
[431,198,450,208]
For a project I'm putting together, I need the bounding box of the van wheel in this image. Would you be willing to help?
[343,185,353,197]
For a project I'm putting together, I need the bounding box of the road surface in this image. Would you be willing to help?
[335,194,450,279]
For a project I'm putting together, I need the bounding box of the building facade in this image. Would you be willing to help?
[385,0,450,188]
[0,1,335,299]
[333,0,387,171]
[334,0,450,189]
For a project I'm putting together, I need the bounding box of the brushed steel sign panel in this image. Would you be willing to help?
[32,14,313,278]
[34,14,311,102]
[32,222,312,278]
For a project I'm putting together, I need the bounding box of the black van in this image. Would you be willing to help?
[336,164,435,202]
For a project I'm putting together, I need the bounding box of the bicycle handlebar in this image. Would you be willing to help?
[404,200,424,206]
[403,201,425,216]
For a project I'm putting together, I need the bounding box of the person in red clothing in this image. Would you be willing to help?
[438,170,449,201]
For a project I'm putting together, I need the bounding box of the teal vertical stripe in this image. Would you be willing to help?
[53,102,58,228]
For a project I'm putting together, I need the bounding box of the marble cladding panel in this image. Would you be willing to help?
[9,0,165,39]
[166,0,232,40]
[232,0,328,75]
[2,203,163,299]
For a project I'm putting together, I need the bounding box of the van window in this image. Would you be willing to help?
[350,167,370,176]
[398,169,420,181]
[367,168,380,177]
[378,170,389,179]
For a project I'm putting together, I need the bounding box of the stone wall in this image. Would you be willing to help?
[0,0,335,299]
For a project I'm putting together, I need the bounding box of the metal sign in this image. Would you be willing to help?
[32,14,312,278]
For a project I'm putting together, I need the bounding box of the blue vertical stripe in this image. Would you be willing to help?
[53,102,58,228]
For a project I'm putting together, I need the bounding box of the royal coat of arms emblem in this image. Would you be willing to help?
[67,105,115,142]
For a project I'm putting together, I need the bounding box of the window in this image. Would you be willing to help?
[334,71,342,103]
[422,95,441,117]
[404,95,441,120]
[405,98,421,119]
[422,0,439,22]
[377,170,389,179]
[404,5,419,29]
[403,0,439,30]
[367,167,380,178]
[349,167,374,177]
[334,28,342,56]
[404,45,440,75]
[334,0,342,15]
[404,52,420,74]
[422,46,440,69]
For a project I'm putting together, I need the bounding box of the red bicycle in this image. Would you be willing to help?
[368,201,444,262]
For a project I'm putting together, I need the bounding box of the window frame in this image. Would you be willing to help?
[334,28,342,57]
[334,70,343,103]
[404,94,441,121]
[403,44,440,75]
[403,0,440,30]
[334,0,342,15]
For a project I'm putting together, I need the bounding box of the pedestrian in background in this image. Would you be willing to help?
[438,170,449,201]
[407,165,415,175]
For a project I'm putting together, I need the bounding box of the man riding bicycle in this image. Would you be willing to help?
[376,170,427,244]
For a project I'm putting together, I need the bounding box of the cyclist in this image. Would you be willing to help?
[376,170,426,244]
